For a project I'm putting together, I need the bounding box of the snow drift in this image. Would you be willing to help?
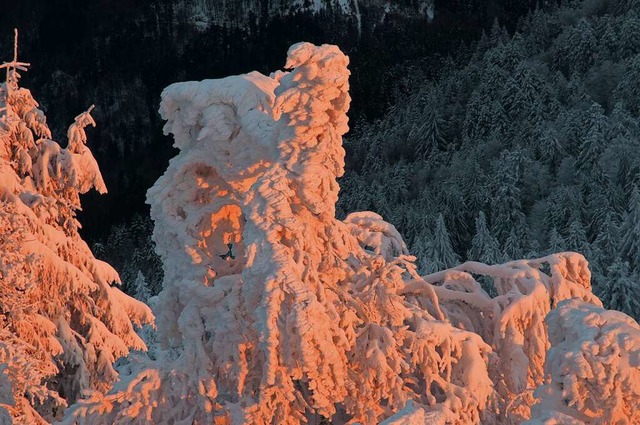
[64,42,640,424]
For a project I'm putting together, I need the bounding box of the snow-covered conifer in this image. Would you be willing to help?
[566,216,591,258]
[599,258,640,319]
[620,184,640,268]
[0,30,153,423]
[546,227,565,255]
[467,211,502,264]
[527,299,640,424]
[425,213,460,272]
[132,270,151,303]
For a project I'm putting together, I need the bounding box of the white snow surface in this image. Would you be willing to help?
[63,42,640,425]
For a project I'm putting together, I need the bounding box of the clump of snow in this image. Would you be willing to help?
[64,42,640,425]
[0,31,153,423]
[526,298,640,424]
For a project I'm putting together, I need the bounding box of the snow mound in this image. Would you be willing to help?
[526,298,640,424]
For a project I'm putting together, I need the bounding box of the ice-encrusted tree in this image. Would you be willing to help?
[64,42,632,425]
[0,30,153,423]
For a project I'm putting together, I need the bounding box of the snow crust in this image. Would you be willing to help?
[63,42,640,425]
[0,44,153,424]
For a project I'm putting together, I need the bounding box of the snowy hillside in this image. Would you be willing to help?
[61,42,640,424]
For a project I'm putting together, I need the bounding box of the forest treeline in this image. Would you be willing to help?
[0,0,537,237]
[338,0,640,318]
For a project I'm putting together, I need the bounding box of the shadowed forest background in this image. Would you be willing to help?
[2,0,639,320]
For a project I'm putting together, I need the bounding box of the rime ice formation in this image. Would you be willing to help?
[0,32,153,424]
[65,42,640,424]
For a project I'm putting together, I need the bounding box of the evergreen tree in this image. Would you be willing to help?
[415,99,447,159]
[566,216,591,258]
[547,227,566,255]
[0,32,153,423]
[425,213,460,272]
[592,212,621,271]
[620,185,640,269]
[133,271,152,303]
[467,211,502,264]
[503,226,525,260]
[490,151,526,244]
[600,258,640,319]
[577,102,607,170]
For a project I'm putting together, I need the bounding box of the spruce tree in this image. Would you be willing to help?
[425,213,460,272]
[133,271,152,303]
[467,211,502,264]
[0,30,152,422]
[504,226,525,260]
[600,258,640,319]
[547,227,566,255]
[620,185,640,269]
[566,216,591,258]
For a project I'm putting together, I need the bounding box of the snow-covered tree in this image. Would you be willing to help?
[490,151,526,244]
[132,270,152,303]
[599,258,640,319]
[620,184,640,269]
[527,299,640,424]
[566,216,591,259]
[0,30,153,423]
[503,226,525,260]
[64,42,616,425]
[425,213,460,272]
[467,211,502,264]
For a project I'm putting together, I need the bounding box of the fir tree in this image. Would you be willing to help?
[504,226,525,260]
[0,31,152,422]
[133,270,152,303]
[600,258,640,319]
[577,102,607,170]
[547,227,566,255]
[620,185,640,269]
[566,216,591,258]
[467,211,502,264]
[425,213,460,272]
[591,212,621,286]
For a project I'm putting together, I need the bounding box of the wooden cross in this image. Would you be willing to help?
[0,29,31,96]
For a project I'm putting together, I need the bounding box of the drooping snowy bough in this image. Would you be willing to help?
[65,43,639,424]
[0,33,153,424]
